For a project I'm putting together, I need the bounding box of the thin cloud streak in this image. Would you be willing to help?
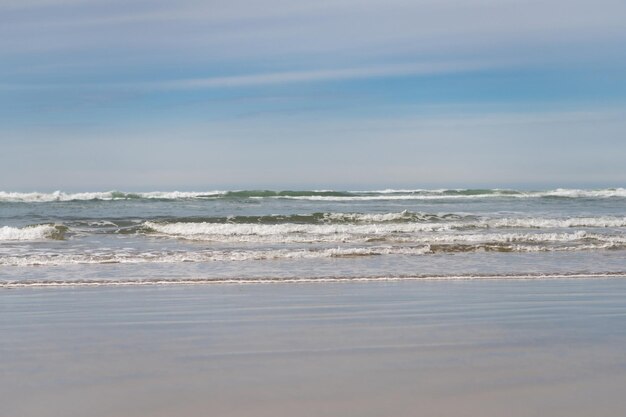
[151,60,499,90]
[0,60,502,92]
[1,0,625,189]
[3,0,624,61]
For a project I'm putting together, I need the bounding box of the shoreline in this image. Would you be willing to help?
[3,271,626,289]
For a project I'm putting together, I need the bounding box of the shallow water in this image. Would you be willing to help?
[1,188,626,285]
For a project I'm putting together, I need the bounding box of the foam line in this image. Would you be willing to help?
[3,272,626,288]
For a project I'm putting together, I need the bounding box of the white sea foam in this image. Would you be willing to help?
[0,246,433,266]
[3,215,622,245]
[268,189,626,201]
[1,232,624,267]
[0,190,226,202]
[135,191,225,199]
[142,218,626,243]
[322,210,455,222]
[3,272,625,288]
[486,217,626,228]
[266,195,493,201]
[2,188,625,202]
[362,188,626,198]
[541,188,626,198]
[0,243,616,267]
[364,188,626,198]
[386,232,626,247]
[323,214,626,228]
[422,231,589,243]
[0,225,62,241]
[143,221,455,242]
[0,191,111,202]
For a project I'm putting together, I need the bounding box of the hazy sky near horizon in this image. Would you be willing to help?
[1,0,626,190]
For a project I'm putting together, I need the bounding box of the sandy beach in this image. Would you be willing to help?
[2,278,626,417]
[4,0,626,415]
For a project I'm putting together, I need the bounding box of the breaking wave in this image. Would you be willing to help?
[141,217,626,243]
[2,237,625,267]
[0,224,66,241]
[3,214,625,244]
[0,246,433,266]
[2,188,626,202]
[0,190,224,202]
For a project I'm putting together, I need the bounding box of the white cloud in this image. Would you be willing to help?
[143,60,500,90]
[1,0,624,65]
[0,59,503,91]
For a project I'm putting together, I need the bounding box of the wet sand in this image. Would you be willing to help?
[2,278,626,417]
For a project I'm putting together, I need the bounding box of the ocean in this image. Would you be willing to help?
[2,188,626,286]
[3,187,626,416]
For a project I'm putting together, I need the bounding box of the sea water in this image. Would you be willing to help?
[3,188,626,416]
[1,188,626,286]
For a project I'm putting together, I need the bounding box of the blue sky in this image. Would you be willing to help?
[1,0,625,190]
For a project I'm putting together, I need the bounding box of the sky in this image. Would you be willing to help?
[1,0,625,191]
